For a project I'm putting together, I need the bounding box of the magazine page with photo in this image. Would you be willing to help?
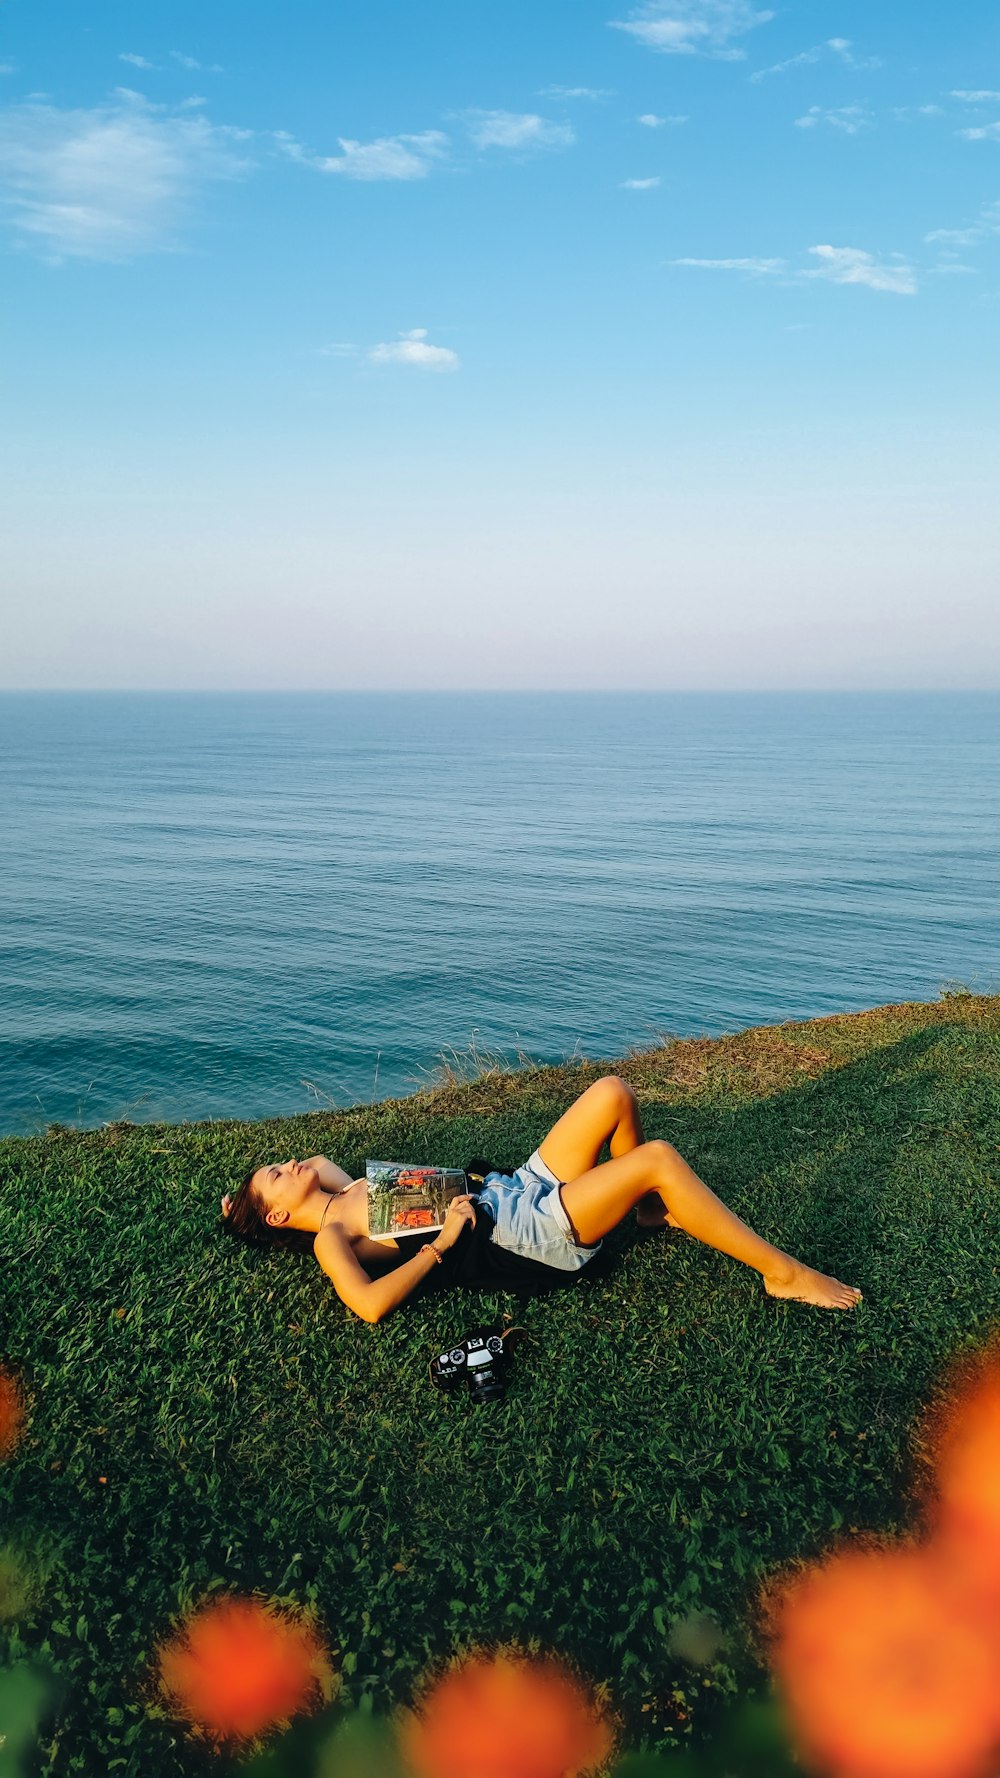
[365,1161,469,1240]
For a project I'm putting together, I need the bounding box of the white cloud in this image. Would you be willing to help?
[0,63,15,76]
[319,342,358,358]
[0,94,251,260]
[751,37,880,82]
[622,175,661,188]
[805,245,916,294]
[275,128,449,180]
[278,110,577,181]
[950,90,1000,103]
[924,226,980,246]
[169,51,225,74]
[462,110,575,151]
[959,120,1000,142]
[673,255,785,274]
[795,104,873,135]
[368,328,459,371]
[890,104,944,123]
[673,246,918,293]
[925,200,1000,248]
[119,53,156,71]
[637,111,687,125]
[540,85,611,100]
[610,0,774,60]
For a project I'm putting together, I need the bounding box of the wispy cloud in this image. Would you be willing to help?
[805,244,916,293]
[925,200,1000,248]
[539,85,612,100]
[462,110,575,151]
[795,104,873,135]
[673,255,785,274]
[168,51,225,74]
[637,111,688,126]
[950,90,1000,103]
[892,103,944,119]
[274,128,449,180]
[0,64,15,76]
[368,328,459,371]
[275,108,578,183]
[622,175,661,188]
[958,119,1000,142]
[0,93,251,260]
[673,245,917,292]
[751,37,880,82]
[610,0,773,59]
[924,226,982,247]
[119,53,156,71]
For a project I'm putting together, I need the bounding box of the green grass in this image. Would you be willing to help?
[1,993,999,1776]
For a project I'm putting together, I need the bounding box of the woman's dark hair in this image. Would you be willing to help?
[220,1168,317,1256]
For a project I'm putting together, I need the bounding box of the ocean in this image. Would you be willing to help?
[0,691,996,1136]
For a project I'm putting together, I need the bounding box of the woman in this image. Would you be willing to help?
[220,1076,862,1323]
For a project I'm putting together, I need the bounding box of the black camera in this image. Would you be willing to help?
[428,1326,513,1405]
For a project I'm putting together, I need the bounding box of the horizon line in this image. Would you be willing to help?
[0,686,998,697]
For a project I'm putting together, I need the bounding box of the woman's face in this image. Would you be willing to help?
[251,1157,320,1229]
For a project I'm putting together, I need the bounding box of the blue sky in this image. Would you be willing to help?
[1,0,998,688]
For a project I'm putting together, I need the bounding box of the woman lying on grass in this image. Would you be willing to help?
[221,1076,862,1323]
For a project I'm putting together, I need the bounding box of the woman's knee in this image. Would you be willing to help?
[592,1074,638,1117]
[644,1138,678,1180]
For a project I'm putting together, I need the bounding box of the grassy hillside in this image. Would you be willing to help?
[1,993,999,1776]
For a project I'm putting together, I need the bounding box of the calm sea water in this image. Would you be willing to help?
[0,692,996,1136]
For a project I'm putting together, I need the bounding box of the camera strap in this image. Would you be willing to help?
[463,1159,517,1192]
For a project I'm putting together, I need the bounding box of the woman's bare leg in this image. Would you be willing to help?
[558,1140,862,1310]
[536,1076,681,1228]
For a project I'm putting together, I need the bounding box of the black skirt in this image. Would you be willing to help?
[395,1202,604,1297]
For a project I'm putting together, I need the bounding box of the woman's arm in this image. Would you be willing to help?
[303,1155,354,1190]
[314,1223,445,1322]
[313,1196,477,1323]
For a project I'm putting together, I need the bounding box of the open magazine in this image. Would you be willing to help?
[366,1161,468,1241]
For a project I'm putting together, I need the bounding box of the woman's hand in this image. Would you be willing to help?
[435,1195,477,1252]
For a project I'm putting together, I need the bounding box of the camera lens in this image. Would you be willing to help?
[468,1365,504,1404]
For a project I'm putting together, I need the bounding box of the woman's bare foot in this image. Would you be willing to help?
[636,1192,682,1231]
[763,1255,863,1310]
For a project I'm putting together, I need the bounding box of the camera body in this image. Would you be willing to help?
[429,1327,510,1404]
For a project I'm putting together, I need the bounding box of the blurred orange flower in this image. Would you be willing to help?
[401,1650,612,1778]
[765,1542,1000,1778]
[155,1594,335,1745]
[919,1341,1000,1597]
[0,1368,25,1459]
